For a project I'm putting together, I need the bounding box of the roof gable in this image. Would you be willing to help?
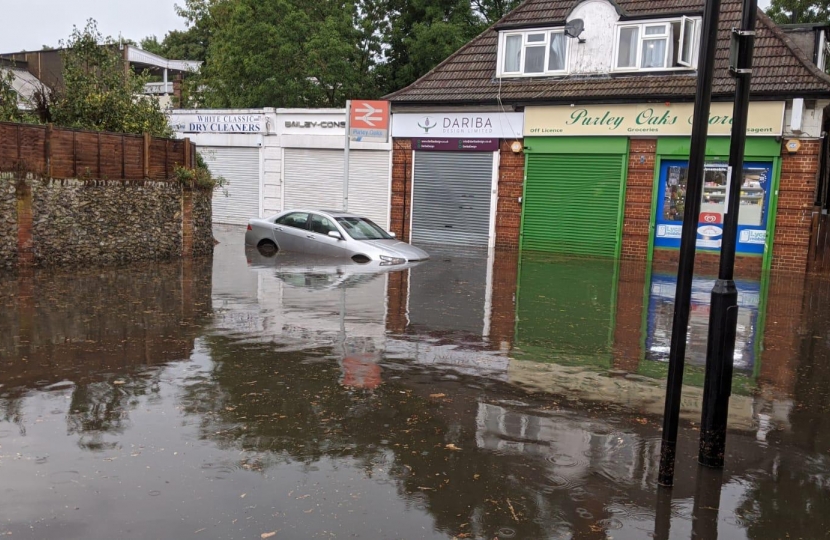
[387,0,830,104]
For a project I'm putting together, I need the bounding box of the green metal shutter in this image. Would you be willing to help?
[522,154,625,257]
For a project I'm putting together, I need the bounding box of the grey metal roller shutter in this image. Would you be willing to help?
[199,146,260,225]
[411,152,494,246]
[284,149,390,228]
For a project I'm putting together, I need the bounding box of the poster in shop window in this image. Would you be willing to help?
[653,160,773,255]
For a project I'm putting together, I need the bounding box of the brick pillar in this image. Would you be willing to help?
[391,139,413,241]
[621,139,657,261]
[496,141,524,250]
[182,187,193,259]
[16,176,33,268]
[612,259,649,372]
[773,140,820,273]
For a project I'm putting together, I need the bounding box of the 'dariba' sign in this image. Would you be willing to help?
[524,102,784,137]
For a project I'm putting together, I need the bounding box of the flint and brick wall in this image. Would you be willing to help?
[0,123,212,269]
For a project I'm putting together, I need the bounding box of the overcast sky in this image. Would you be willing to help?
[0,0,186,52]
[2,0,775,54]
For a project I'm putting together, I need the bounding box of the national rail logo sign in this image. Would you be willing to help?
[348,100,389,142]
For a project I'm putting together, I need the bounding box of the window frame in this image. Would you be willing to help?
[498,28,569,77]
[612,16,701,73]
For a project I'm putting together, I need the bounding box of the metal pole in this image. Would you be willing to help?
[658,0,723,487]
[699,0,758,468]
[344,100,351,212]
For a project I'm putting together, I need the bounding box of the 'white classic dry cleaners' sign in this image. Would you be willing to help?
[170,113,265,134]
[392,112,524,138]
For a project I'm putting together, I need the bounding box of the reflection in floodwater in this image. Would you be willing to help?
[1,227,830,539]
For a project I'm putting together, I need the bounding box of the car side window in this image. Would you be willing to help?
[309,214,338,236]
[275,212,310,230]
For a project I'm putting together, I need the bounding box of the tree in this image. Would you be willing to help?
[766,0,830,24]
[184,0,382,108]
[43,20,171,137]
[0,69,24,122]
[140,27,209,62]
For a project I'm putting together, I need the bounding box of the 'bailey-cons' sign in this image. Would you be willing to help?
[170,113,265,134]
[524,102,785,137]
[393,112,524,139]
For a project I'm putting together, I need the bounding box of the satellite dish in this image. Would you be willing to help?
[565,19,585,42]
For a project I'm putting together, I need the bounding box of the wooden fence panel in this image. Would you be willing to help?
[74,131,100,178]
[124,135,144,178]
[19,124,47,174]
[50,129,76,178]
[99,133,124,179]
[148,138,167,180]
[0,122,191,180]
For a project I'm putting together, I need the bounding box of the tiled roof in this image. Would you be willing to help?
[387,0,830,104]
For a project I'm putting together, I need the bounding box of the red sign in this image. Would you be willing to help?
[700,212,723,224]
[349,100,389,129]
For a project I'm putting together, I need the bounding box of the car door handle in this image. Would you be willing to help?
[306,234,314,239]
[274,226,283,231]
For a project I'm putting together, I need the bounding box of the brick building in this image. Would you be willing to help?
[386,0,830,274]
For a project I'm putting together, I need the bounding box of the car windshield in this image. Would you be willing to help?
[335,217,392,240]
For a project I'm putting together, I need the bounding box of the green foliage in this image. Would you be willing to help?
[175,153,227,191]
[0,69,25,122]
[45,20,172,137]
[766,0,830,24]
[162,0,518,107]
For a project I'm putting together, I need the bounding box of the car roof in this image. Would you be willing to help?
[284,209,363,219]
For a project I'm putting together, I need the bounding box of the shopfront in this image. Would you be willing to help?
[170,108,393,228]
[522,102,786,261]
[391,112,523,248]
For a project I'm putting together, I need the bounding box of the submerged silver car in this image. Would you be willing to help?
[245,209,429,264]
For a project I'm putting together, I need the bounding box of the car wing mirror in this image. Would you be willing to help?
[388,232,397,238]
[328,231,343,240]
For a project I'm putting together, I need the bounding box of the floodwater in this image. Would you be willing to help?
[1,226,829,539]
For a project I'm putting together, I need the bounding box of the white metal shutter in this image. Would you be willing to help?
[411,152,494,247]
[348,151,390,228]
[199,146,260,225]
[284,149,343,212]
[283,149,390,228]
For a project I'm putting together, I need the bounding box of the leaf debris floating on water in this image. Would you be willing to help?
[261,532,277,539]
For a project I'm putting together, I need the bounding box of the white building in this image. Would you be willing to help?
[169,108,393,228]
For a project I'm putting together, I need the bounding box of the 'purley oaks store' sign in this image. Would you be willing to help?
[524,102,784,137]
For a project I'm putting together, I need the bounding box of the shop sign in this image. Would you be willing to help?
[412,138,499,152]
[394,112,524,138]
[170,113,265,134]
[524,102,784,137]
[278,112,347,136]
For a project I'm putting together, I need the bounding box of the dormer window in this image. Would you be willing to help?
[614,16,699,71]
[499,29,568,77]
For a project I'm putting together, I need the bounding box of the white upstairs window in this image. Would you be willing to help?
[614,17,700,72]
[499,29,568,77]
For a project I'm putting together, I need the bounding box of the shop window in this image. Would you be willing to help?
[614,16,699,71]
[499,29,568,77]
[654,161,773,255]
